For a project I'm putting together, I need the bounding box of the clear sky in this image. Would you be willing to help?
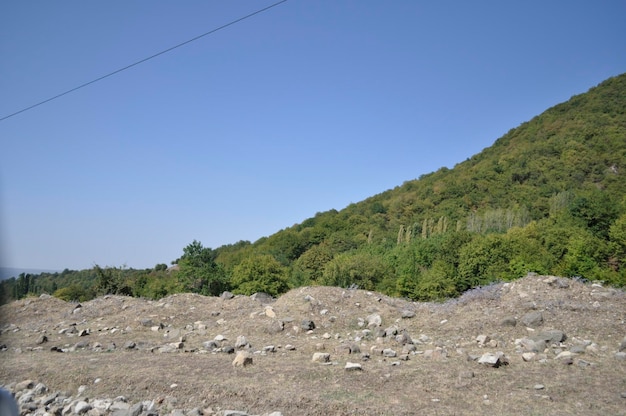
[1,1,625,271]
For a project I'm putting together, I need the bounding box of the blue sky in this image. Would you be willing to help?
[1,1,625,271]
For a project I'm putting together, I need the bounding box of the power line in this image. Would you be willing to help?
[0,0,289,123]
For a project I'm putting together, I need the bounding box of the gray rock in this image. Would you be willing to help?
[476,335,490,346]
[384,326,398,337]
[235,336,250,349]
[232,351,253,367]
[383,348,397,357]
[223,411,249,416]
[123,341,136,350]
[500,316,517,327]
[344,362,363,371]
[401,310,415,319]
[129,402,143,416]
[533,329,566,345]
[478,352,508,367]
[395,331,412,345]
[521,311,544,328]
[366,313,382,327]
[220,291,234,300]
[203,340,220,351]
[312,352,330,363]
[267,320,284,334]
[74,400,92,414]
[619,337,626,352]
[301,320,316,331]
[250,292,273,303]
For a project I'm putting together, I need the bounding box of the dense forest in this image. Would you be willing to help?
[2,73,626,304]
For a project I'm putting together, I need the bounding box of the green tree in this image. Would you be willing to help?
[231,254,290,296]
[413,260,458,301]
[320,251,389,290]
[293,242,334,284]
[94,265,132,296]
[53,284,89,302]
[176,240,229,296]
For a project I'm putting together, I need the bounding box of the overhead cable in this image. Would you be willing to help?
[0,0,289,122]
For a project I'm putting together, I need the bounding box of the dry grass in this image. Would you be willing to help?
[1,275,625,415]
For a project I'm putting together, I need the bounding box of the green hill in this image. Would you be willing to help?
[209,73,626,298]
[3,73,626,303]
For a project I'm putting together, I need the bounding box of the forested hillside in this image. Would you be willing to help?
[3,73,626,304]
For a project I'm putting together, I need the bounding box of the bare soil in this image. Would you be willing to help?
[1,275,625,415]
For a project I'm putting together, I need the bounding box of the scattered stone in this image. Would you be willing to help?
[74,400,92,414]
[335,343,359,355]
[264,306,276,318]
[402,344,416,354]
[251,292,274,303]
[555,351,575,361]
[476,335,490,346]
[500,316,517,327]
[232,351,253,367]
[123,341,136,350]
[235,336,250,349]
[521,311,544,328]
[534,384,545,390]
[220,291,234,300]
[203,340,219,351]
[35,335,47,345]
[366,314,382,327]
[384,326,398,337]
[478,352,508,368]
[312,352,330,363]
[267,319,284,334]
[533,330,566,345]
[619,337,626,352]
[395,331,412,345]
[301,320,316,331]
[223,411,249,416]
[517,337,546,353]
[344,362,362,371]
[15,380,35,391]
[383,348,397,358]
[401,310,415,319]
[522,352,536,362]
[615,352,626,361]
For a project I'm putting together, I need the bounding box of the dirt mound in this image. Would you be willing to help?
[1,274,625,415]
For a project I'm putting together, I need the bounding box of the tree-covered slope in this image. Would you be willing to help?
[3,73,626,303]
[210,73,626,296]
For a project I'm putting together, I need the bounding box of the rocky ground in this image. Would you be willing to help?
[1,274,625,415]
